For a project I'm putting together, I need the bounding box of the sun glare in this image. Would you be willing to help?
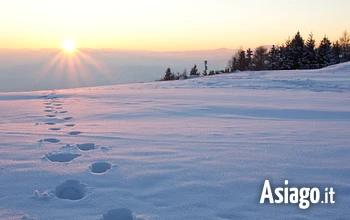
[61,39,76,52]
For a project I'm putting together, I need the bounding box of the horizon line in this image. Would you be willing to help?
[0,46,279,53]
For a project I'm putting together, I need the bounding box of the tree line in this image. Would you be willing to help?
[161,30,350,81]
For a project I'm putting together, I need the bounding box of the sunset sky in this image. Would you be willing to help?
[0,0,349,51]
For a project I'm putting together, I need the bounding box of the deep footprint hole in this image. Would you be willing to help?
[103,208,133,220]
[68,131,82,135]
[76,143,97,151]
[45,122,56,125]
[45,153,81,163]
[90,162,112,174]
[43,138,60,143]
[54,180,87,200]
[49,128,61,131]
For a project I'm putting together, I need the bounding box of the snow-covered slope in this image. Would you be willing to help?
[0,63,349,219]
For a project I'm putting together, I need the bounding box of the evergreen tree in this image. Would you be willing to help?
[317,36,332,67]
[303,33,317,69]
[332,41,342,64]
[253,46,268,71]
[290,31,305,69]
[162,67,175,81]
[227,55,238,72]
[281,38,293,70]
[178,68,188,79]
[267,45,279,70]
[190,64,199,76]
[237,49,247,71]
[203,60,208,76]
[246,48,253,70]
[339,29,350,61]
[276,45,286,70]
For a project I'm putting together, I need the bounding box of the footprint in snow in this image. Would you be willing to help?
[100,146,111,152]
[102,208,133,220]
[68,131,82,135]
[65,124,75,127]
[44,109,53,112]
[64,117,73,120]
[45,152,81,163]
[90,162,112,174]
[55,107,63,110]
[49,128,61,131]
[76,143,97,151]
[42,138,60,143]
[54,180,87,201]
[45,122,56,125]
[45,106,53,109]
[54,103,62,106]
[59,111,68,114]
[46,114,56,118]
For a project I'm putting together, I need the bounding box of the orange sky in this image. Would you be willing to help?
[0,0,349,51]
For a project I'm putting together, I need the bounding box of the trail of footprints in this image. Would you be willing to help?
[33,92,135,220]
[39,92,109,170]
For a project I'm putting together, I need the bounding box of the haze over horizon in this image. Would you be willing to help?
[0,47,239,92]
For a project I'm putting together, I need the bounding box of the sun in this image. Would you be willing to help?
[61,39,76,52]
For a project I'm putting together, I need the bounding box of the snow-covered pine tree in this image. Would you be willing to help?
[267,45,279,70]
[317,36,332,67]
[303,33,317,69]
[281,38,293,70]
[332,41,342,64]
[277,45,286,70]
[339,29,350,61]
[290,31,305,69]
